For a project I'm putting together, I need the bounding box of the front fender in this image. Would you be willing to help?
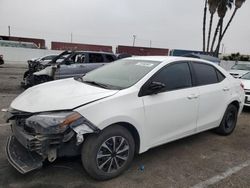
[33,66,53,77]
[94,116,146,153]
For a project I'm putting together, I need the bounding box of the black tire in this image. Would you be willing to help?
[215,104,238,136]
[81,125,135,180]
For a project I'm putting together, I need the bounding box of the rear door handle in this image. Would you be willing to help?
[187,94,199,99]
[223,87,230,91]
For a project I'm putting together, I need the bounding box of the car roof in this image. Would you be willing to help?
[125,56,214,65]
[74,51,115,55]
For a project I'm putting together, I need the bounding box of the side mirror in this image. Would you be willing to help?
[148,82,165,93]
[138,81,166,97]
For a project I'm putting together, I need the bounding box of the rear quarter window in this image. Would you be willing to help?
[216,70,225,82]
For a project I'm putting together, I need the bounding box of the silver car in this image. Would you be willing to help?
[22,51,117,88]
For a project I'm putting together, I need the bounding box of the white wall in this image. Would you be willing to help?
[0,46,63,64]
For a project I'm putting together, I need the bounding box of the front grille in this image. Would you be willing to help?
[15,118,36,134]
[12,121,63,155]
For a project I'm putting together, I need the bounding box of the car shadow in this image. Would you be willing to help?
[243,106,250,113]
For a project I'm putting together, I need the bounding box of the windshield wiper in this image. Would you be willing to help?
[74,74,86,82]
[83,80,111,89]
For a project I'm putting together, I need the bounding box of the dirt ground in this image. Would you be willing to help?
[0,64,250,188]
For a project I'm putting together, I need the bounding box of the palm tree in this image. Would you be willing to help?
[211,0,233,56]
[214,0,246,54]
[206,0,220,52]
[203,0,208,52]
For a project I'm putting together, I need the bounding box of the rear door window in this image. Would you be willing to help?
[89,53,104,63]
[192,62,218,86]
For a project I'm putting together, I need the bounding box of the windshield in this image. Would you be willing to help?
[82,59,160,89]
[231,64,250,71]
[241,72,250,80]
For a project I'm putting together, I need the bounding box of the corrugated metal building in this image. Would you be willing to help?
[51,41,113,52]
[0,35,45,49]
[116,45,169,56]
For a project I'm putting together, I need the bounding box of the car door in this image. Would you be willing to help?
[54,53,86,79]
[191,61,230,132]
[141,62,199,148]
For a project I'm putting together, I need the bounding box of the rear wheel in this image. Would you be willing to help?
[81,125,135,180]
[215,104,238,135]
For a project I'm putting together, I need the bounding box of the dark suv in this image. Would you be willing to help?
[22,51,117,88]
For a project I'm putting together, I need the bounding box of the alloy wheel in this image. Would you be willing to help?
[96,136,129,173]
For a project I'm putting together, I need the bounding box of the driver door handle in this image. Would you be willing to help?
[223,87,230,91]
[187,94,199,100]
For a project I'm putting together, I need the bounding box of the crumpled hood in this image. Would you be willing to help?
[240,79,250,90]
[11,78,119,113]
[229,70,249,78]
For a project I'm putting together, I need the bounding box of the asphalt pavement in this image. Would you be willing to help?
[0,64,249,188]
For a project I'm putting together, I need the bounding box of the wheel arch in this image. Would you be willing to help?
[105,122,141,154]
[229,100,240,111]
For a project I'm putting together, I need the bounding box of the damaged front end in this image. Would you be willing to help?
[21,65,55,88]
[6,109,99,174]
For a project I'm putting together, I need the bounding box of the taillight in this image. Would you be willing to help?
[240,83,244,90]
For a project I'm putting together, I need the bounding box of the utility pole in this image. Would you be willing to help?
[132,35,136,46]
[70,33,73,43]
[8,26,11,37]
[150,40,152,48]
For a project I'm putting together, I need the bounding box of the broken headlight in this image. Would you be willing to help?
[25,111,94,134]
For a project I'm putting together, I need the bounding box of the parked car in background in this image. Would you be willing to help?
[6,56,244,180]
[21,51,117,88]
[240,72,250,106]
[229,62,250,78]
[0,54,4,65]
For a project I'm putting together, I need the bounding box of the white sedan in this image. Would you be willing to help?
[6,56,245,180]
[240,72,250,106]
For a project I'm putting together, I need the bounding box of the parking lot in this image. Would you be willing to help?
[0,64,250,188]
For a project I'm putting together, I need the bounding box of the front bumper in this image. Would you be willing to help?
[244,94,250,106]
[6,122,73,174]
[6,136,43,174]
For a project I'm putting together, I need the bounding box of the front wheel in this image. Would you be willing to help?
[81,125,135,180]
[215,104,238,136]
